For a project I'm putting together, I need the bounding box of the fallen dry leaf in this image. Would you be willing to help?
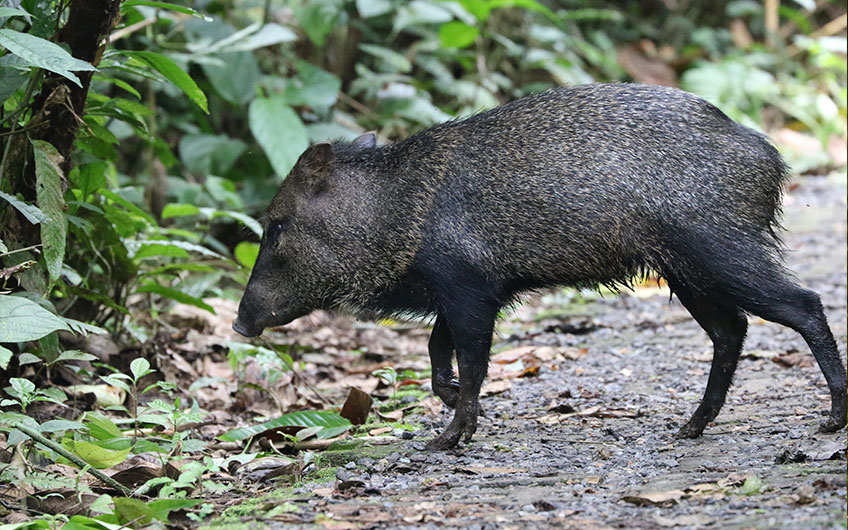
[480,380,511,397]
[454,466,525,475]
[339,387,373,425]
[622,489,686,507]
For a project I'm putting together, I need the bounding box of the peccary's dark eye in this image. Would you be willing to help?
[265,218,290,243]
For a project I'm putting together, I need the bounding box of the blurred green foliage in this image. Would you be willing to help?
[0,0,845,351]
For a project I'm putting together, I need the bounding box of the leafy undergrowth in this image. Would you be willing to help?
[0,298,445,529]
[0,287,605,528]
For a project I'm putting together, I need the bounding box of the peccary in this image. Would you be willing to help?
[233,83,847,450]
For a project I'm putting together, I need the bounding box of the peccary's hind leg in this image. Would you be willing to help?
[425,300,497,451]
[429,315,460,408]
[737,281,847,433]
[668,277,748,438]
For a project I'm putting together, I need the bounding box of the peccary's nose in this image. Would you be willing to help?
[232,318,260,337]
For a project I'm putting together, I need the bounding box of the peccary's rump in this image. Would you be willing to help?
[234,83,847,450]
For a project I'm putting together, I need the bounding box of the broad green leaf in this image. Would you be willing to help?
[130,358,151,380]
[219,411,352,442]
[249,96,309,179]
[84,413,124,440]
[0,295,70,342]
[121,51,208,113]
[356,0,393,18]
[70,161,108,200]
[393,1,453,34]
[0,238,6,253]
[113,497,154,526]
[162,203,200,219]
[63,439,131,469]
[147,499,202,522]
[125,239,224,259]
[0,29,95,86]
[57,350,98,362]
[9,377,34,397]
[0,56,28,102]
[17,353,41,365]
[62,318,108,336]
[234,242,260,269]
[200,51,259,105]
[97,188,157,226]
[179,134,246,175]
[204,209,262,237]
[282,60,341,109]
[294,1,341,46]
[31,140,67,282]
[0,345,10,369]
[216,23,296,52]
[136,282,215,314]
[122,0,202,16]
[439,21,479,49]
[0,191,47,224]
[0,7,29,18]
[39,419,85,432]
[359,44,412,73]
[133,243,190,260]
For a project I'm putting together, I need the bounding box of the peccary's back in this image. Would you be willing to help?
[390,84,788,289]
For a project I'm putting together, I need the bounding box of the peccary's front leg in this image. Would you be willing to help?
[425,304,496,451]
[429,316,460,408]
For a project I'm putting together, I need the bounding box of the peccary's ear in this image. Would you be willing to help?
[297,142,334,191]
[352,131,377,149]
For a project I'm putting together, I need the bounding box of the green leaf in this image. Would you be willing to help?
[17,352,41,365]
[39,419,85,432]
[133,243,190,260]
[282,60,341,109]
[136,282,215,314]
[359,44,412,73]
[97,188,157,226]
[205,209,262,237]
[31,140,67,282]
[0,29,95,86]
[356,0,393,18]
[57,350,98,362]
[248,96,309,179]
[62,318,108,336]
[130,358,152,380]
[120,51,208,113]
[200,51,260,105]
[0,295,70,342]
[0,7,30,19]
[736,475,765,495]
[218,411,352,442]
[0,238,6,253]
[0,190,47,224]
[179,134,246,175]
[84,413,124,440]
[121,0,202,17]
[63,439,131,468]
[0,345,10,370]
[234,242,259,269]
[147,499,202,522]
[113,497,154,526]
[162,203,200,219]
[438,21,480,49]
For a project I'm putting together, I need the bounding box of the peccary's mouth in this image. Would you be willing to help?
[232,317,264,337]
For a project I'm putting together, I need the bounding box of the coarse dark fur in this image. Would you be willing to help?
[234,83,847,450]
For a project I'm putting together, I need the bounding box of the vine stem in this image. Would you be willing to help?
[15,423,134,497]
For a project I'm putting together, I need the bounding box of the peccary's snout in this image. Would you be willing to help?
[233,289,265,337]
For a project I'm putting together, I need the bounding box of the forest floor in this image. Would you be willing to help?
[201,174,847,530]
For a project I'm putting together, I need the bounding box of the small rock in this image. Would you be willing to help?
[401,430,414,439]
[344,461,357,470]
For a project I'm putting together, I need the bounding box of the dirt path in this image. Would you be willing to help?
[208,174,846,529]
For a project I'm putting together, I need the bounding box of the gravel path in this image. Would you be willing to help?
[218,175,846,530]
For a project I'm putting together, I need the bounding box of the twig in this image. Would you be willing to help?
[0,121,48,138]
[108,17,157,43]
[0,244,42,257]
[15,423,134,496]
